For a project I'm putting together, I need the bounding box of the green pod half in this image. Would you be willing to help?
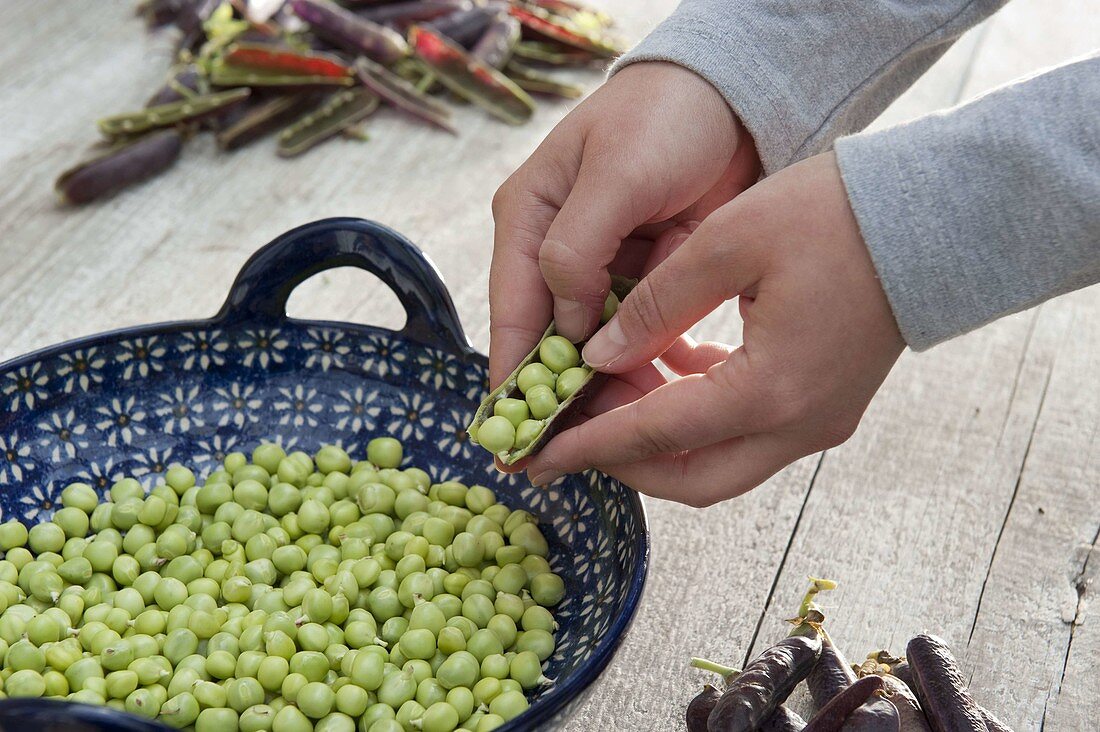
[97,88,251,138]
[467,276,635,465]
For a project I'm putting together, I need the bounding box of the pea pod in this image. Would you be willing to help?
[222,42,354,78]
[467,276,635,464]
[97,87,251,138]
[512,39,598,66]
[506,59,584,98]
[843,674,930,732]
[217,93,323,150]
[409,23,536,125]
[507,3,625,58]
[905,635,986,732]
[802,675,886,732]
[354,57,456,133]
[277,87,380,157]
[355,0,472,26]
[55,129,183,205]
[688,684,723,732]
[469,12,521,68]
[707,634,822,732]
[427,6,500,48]
[291,0,410,64]
[209,62,356,89]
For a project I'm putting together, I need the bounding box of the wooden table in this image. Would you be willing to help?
[1,2,1097,729]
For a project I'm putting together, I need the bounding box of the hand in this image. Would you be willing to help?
[489,61,761,389]
[523,152,906,506]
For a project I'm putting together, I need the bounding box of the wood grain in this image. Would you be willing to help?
[0,2,1096,731]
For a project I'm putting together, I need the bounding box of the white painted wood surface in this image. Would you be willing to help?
[0,2,1097,730]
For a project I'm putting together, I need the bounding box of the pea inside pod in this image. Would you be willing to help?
[467,276,635,464]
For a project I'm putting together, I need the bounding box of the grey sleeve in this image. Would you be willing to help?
[612,0,1006,175]
[835,54,1100,350]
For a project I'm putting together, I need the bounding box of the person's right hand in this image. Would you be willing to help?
[488,61,761,390]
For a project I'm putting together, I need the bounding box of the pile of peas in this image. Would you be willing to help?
[475,291,620,457]
[0,437,565,732]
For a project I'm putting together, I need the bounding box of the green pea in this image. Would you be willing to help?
[0,521,28,551]
[473,677,502,706]
[54,507,92,539]
[315,712,355,732]
[530,572,565,606]
[206,649,237,679]
[467,629,505,662]
[539,335,580,374]
[105,669,139,699]
[520,606,556,633]
[272,704,312,732]
[476,416,515,454]
[227,677,265,713]
[516,362,556,394]
[510,523,549,558]
[367,438,403,469]
[480,654,509,681]
[436,651,479,690]
[238,704,275,732]
[160,691,201,728]
[488,689,529,721]
[368,720,405,732]
[515,628,555,661]
[555,365,590,401]
[251,443,287,475]
[7,668,46,697]
[28,522,65,553]
[509,650,549,689]
[492,398,529,428]
[476,713,506,731]
[196,708,238,732]
[293,680,333,719]
[524,384,558,420]
[421,701,460,732]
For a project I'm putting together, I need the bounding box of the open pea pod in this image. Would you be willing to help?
[508,4,625,58]
[409,24,535,125]
[467,276,635,465]
[354,56,456,133]
[222,42,353,78]
[209,61,356,88]
[96,87,251,138]
[506,59,584,98]
[511,39,598,66]
[277,87,380,157]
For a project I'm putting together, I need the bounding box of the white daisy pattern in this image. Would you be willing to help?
[415,349,461,391]
[193,434,241,468]
[130,447,175,482]
[303,329,351,372]
[19,481,59,521]
[211,383,262,428]
[178,330,229,371]
[75,457,124,493]
[156,385,206,434]
[94,396,148,447]
[116,337,167,379]
[56,348,107,393]
[37,410,90,461]
[0,432,34,486]
[386,392,435,442]
[360,334,407,379]
[436,408,476,459]
[237,328,289,369]
[3,362,49,411]
[273,385,323,428]
[332,387,381,433]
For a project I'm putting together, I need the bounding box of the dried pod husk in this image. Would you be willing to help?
[468,276,635,464]
[409,24,535,125]
[277,87,380,156]
[97,87,251,139]
[354,57,456,133]
[55,129,184,205]
[905,635,986,732]
[356,0,472,27]
[708,635,823,732]
[217,93,323,150]
[508,3,625,58]
[470,12,521,69]
[222,42,353,78]
[505,59,584,98]
[290,0,410,64]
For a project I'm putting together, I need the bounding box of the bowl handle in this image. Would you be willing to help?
[215,217,472,355]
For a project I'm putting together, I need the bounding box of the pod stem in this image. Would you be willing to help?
[798,576,838,618]
[690,657,741,682]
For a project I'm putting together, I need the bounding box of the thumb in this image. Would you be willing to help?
[581,205,764,373]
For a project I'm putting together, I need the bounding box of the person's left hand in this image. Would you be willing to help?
[521,152,906,506]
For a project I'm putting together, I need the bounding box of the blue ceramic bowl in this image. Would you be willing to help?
[0,218,649,730]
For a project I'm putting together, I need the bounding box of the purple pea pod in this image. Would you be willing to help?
[276,87,380,157]
[470,12,521,69]
[803,676,887,732]
[55,129,184,205]
[905,636,993,732]
[354,57,456,133]
[505,59,584,98]
[290,0,410,64]
[355,0,471,26]
[425,6,500,48]
[217,93,323,150]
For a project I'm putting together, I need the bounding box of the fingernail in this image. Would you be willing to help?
[555,300,588,340]
[530,468,563,486]
[582,316,627,369]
